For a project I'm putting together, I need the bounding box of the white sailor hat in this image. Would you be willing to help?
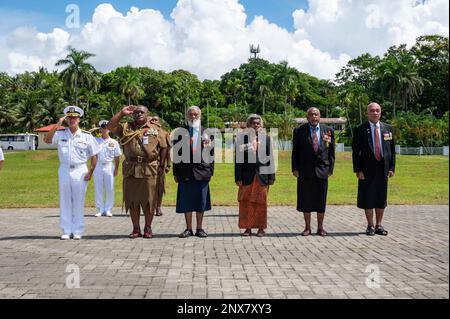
[99,120,109,128]
[64,106,84,117]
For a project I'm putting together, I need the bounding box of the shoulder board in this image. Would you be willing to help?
[82,130,92,135]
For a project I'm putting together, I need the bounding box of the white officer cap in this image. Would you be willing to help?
[99,120,109,128]
[64,106,84,118]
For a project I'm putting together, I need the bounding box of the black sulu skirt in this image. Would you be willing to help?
[357,161,388,209]
[296,177,328,213]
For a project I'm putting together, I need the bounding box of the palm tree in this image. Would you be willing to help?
[320,80,335,117]
[378,50,427,118]
[274,61,298,119]
[113,67,144,105]
[225,78,244,111]
[55,47,98,106]
[37,96,65,126]
[14,91,41,132]
[256,72,272,115]
[286,81,299,116]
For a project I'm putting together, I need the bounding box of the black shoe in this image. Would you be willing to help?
[179,229,194,238]
[375,225,388,236]
[195,229,208,238]
[366,225,375,236]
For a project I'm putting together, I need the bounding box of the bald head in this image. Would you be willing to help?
[367,102,381,124]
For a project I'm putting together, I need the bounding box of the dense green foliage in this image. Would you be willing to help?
[0,35,447,145]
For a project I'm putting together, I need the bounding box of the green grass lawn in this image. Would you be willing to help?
[0,150,448,208]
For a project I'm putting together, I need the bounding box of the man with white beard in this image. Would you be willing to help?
[172,106,214,238]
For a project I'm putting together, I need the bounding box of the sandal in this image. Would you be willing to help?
[317,229,328,236]
[256,229,266,237]
[301,229,312,236]
[366,225,375,236]
[129,229,142,239]
[375,225,388,236]
[241,229,252,236]
[143,226,153,238]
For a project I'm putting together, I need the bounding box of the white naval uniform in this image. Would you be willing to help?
[0,147,4,161]
[94,137,122,213]
[52,128,100,235]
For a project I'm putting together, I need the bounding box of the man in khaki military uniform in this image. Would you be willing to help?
[108,105,168,238]
[149,115,172,216]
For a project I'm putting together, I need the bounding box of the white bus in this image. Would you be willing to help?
[0,134,39,151]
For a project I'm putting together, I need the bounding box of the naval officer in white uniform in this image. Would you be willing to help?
[44,106,100,240]
[94,120,122,217]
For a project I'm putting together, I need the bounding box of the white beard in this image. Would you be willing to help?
[189,119,201,128]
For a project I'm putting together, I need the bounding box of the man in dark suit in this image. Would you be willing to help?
[172,106,214,238]
[292,107,335,236]
[352,102,395,236]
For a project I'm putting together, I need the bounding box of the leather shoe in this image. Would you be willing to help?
[179,229,194,238]
[195,229,208,238]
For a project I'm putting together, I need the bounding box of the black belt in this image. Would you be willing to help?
[127,156,152,163]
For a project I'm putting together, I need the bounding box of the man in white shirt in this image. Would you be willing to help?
[94,120,122,217]
[0,147,4,170]
[44,106,100,240]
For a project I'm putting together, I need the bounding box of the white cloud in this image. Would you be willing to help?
[0,0,448,80]
[293,0,449,58]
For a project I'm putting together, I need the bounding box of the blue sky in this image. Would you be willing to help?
[0,0,309,33]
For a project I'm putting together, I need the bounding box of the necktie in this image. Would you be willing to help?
[312,127,319,153]
[374,125,382,161]
[190,127,198,153]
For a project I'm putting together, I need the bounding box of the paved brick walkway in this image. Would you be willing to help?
[0,206,448,299]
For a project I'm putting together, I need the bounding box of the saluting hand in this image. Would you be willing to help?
[58,116,66,125]
[121,105,136,116]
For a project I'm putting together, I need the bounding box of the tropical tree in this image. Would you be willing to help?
[55,47,99,105]
[256,72,272,115]
[112,66,144,105]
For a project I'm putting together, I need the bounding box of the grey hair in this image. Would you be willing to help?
[367,102,381,112]
[246,114,264,128]
[186,105,202,120]
[307,107,320,115]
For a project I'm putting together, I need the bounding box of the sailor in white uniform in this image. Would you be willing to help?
[94,120,122,217]
[44,106,100,240]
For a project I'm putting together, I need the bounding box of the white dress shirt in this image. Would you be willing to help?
[95,137,122,163]
[52,128,100,165]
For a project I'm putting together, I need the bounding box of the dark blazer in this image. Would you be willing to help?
[352,121,396,179]
[235,132,276,186]
[291,123,335,180]
[172,126,214,182]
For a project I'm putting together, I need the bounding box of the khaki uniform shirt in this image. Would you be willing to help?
[115,121,168,178]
